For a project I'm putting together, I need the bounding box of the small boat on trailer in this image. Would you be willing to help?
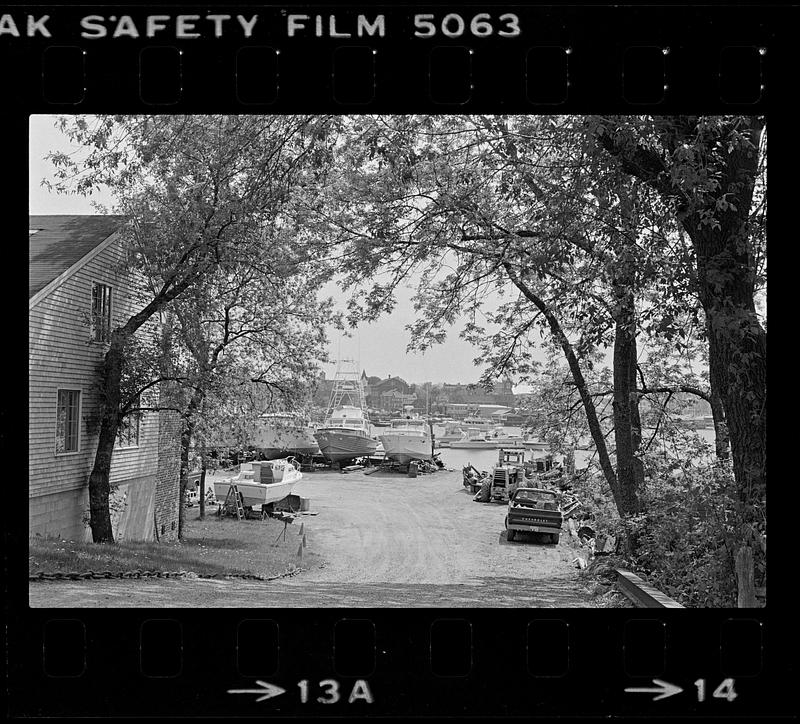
[214,459,302,509]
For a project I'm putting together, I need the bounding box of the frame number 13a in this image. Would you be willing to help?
[298,679,374,705]
[695,678,738,702]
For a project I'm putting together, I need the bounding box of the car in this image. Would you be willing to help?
[504,486,563,544]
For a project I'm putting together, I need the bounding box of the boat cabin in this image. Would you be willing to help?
[321,404,370,431]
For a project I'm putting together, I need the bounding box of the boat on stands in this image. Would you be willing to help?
[379,415,434,463]
[314,360,378,464]
[214,459,301,508]
[252,412,319,460]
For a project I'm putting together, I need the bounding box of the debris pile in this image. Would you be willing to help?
[566,509,617,569]
[462,464,487,492]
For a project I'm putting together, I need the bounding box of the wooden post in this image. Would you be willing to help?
[735,546,757,608]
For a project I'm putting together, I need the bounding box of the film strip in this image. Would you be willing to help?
[7,1,791,720]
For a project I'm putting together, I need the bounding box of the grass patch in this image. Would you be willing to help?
[29,506,321,579]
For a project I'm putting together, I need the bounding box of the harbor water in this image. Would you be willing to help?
[381,424,718,474]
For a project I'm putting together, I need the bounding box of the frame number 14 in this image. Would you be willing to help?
[695,678,737,702]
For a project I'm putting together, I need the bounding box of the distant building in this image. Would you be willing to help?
[379,388,418,412]
[438,378,516,408]
[29,215,181,542]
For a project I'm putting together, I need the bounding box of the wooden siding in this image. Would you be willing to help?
[29,474,158,542]
[29,236,161,509]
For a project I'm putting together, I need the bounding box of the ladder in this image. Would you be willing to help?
[223,484,246,520]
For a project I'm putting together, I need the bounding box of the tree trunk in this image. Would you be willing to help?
[706,327,731,461]
[87,336,126,543]
[690,216,766,509]
[179,416,194,539]
[179,388,205,538]
[595,116,766,516]
[199,439,207,519]
[503,264,633,516]
[612,273,645,517]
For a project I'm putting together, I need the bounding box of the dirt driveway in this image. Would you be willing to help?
[29,468,599,607]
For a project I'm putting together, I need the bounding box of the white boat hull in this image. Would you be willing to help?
[379,431,434,463]
[523,440,549,451]
[487,438,526,449]
[214,462,301,508]
[449,440,497,449]
[214,478,297,508]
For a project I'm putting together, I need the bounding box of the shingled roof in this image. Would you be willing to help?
[29,215,125,299]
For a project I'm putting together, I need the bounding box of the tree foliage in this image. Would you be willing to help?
[48,115,338,542]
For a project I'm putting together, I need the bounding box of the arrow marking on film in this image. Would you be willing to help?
[227,680,286,702]
[624,679,683,701]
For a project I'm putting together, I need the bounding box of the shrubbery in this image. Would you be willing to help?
[569,430,765,608]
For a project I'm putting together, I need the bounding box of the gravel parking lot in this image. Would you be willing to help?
[29,466,601,607]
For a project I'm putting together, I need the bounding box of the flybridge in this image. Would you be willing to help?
[325,359,369,419]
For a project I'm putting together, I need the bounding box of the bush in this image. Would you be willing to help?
[567,430,765,608]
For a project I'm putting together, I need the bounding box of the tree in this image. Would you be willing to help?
[592,116,765,491]
[592,116,766,581]
[48,115,337,542]
[310,115,711,522]
[165,263,335,536]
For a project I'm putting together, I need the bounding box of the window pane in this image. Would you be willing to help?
[55,396,66,453]
[117,397,141,448]
[91,283,112,342]
[56,390,80,453]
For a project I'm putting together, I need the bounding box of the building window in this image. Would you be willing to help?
[55,389,81,454]
[116,401,141,448]
[91,282,112,343]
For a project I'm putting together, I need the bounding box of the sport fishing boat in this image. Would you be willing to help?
[214,459,302,508]
[252,412,319,460]
[314,359,378,464]
[379,416,434,463]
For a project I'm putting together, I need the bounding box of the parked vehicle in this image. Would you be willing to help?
[504,486,563,544]
[489,450,529,502]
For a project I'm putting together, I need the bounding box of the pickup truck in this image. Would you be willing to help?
[504,486,563,544]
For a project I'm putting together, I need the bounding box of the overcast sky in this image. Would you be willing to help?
[29,114,523,386]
